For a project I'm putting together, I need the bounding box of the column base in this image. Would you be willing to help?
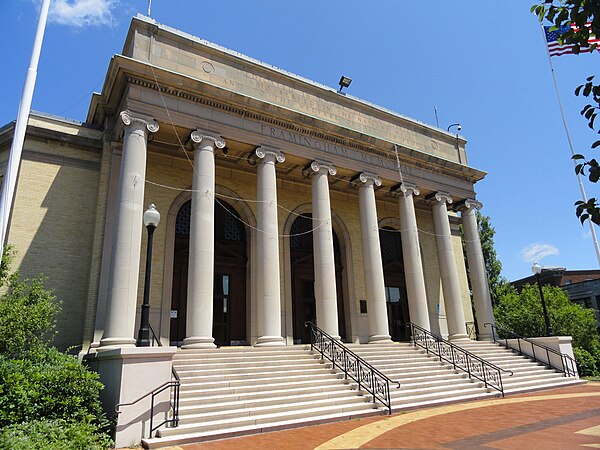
[448,333,470,341]
[476,332,494,341]
[368,334,393,344]
[98,337,136,349]
[255,335,285,347]
[182,336,216,349]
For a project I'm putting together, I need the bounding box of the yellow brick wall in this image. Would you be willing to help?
[8,139,100,350]
[138,153,474,342]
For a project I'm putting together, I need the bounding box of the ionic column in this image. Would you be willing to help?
[351,172,392,344]
[427,191,468,340]
[182,131,225,349]
[303,160,339,339]
[254,147,285,346]
[100,111,159,348]
[390,183,430,330]
[457,199,495,340]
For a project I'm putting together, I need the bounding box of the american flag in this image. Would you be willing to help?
[545,24,600,57]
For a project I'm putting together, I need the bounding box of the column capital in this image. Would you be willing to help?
[390,182,420,198]
[302,160,337,177]
[119,110,159,134]
[252,146,285,164]
[189,130,226,149]
[425,191,453,204]
[350,171,382,189]
[454,198,483,212]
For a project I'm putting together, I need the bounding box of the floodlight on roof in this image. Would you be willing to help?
[338,76,352,93]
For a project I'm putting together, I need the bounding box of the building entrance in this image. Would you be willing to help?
[380,227,410,341]
[290,215,346,344]
[170,199,247,346]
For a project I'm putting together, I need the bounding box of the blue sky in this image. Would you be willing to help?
[1,0,599,281]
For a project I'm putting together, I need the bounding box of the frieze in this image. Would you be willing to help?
[126,76,466,180]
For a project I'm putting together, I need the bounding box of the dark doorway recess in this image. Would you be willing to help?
[380,227,410,341]
[170,199,247,346]
[290,214,346,344]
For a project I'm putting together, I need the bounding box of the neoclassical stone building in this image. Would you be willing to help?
[1,15,495,353]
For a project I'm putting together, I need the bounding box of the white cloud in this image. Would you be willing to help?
[520,243,560,263]
[49,0,117,28]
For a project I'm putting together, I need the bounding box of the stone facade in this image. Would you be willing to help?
[0,15,492,351]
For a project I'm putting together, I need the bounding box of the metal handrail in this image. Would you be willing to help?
[304,322,400,414]
[409,323,512,397]
[115,367,180,437]
[484,323,578,377]
[148,323,162,347]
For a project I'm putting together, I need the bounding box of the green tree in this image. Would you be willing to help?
[0,248,112,448]
[475,212,511,303]
[462,213,511,305]
[532,1,600,224]
[494,284,600,375]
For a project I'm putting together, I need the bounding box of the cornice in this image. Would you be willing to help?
[90,56,486,184]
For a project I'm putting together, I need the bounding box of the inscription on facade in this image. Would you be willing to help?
[258,124,446,177]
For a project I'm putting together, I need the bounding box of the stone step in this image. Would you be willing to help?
[179,376,349,397]
[142,407,381,448]
[176,365,329,379]
[394,390,499,411]
[179,370,341,389]
[178,394,370,425]
[179,382,350,403]
[158,402,379,438]
[179,388,360,414]
[392,385,490,405]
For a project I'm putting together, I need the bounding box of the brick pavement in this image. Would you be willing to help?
[155,383,600,450]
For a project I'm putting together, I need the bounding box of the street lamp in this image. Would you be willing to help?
[447,123,462,132]
[137,204,160,346]
[531,262,554,336]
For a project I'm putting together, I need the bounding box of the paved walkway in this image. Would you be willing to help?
[162,383,600,450]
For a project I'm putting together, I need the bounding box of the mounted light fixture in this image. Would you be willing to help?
[447,123,462,132]
[338,76,352,93]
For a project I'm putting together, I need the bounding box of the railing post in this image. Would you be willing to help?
[150,392,155,437]
[451,346,456,370]
[482,362,487,389]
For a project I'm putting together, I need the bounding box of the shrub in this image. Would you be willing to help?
[0,348,107,428]
[573,347,599,377]
[0,419,112,450]
[0,248,60,357]
[0,248,112,448]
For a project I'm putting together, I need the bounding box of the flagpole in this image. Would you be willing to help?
[0,0,51,250]
[539,24,600,266]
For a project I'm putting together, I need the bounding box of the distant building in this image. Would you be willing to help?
[512,268,600,330]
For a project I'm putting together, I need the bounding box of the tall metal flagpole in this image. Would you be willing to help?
[540,24,600,266]
[0,0,51,250]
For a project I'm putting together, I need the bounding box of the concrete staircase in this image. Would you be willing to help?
[142,340,583,448]
[346,342,498,411]
[142,346,382,448]
[455,340,583,394]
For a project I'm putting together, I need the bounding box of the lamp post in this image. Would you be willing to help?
[137,204,160,347]
[531,262,554,336]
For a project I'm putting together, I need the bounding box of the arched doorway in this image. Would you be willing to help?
[380,227,410,341]
[170,199,248,346]
[290,214,346,343]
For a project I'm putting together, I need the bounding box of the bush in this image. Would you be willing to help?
[573,347,599,377]
[0,419,112,450]
[0,248,60,357]
[0,348,107,428]
[0,247,112,448]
